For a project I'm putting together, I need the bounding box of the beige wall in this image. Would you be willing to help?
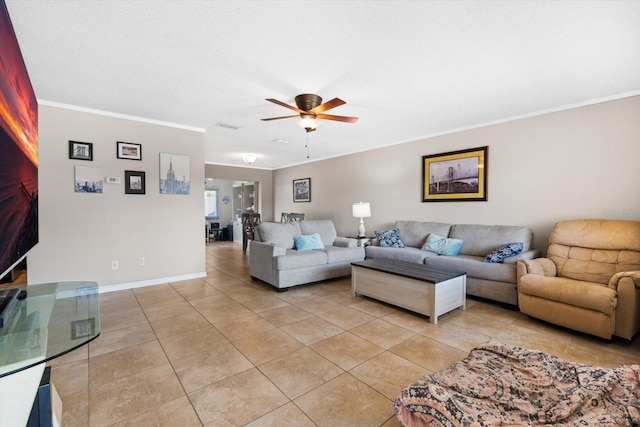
[274,95,640,252]
[28,104,207,288]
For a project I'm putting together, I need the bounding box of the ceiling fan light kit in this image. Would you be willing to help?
[297,115,321,132]
[261,93,358,133]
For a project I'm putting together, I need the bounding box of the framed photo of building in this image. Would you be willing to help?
[293,178,311,202]
[159,153,190,195]
[117,141,142,160]
[422,146,488,202]
[69,140,93,161]
[124,170,145,195]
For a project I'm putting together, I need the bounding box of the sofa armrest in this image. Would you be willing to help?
[608,270,640,291]
[333,237,357,248]
[503,249,541,264]
[248,241,287,285]
[249,240,286,259]
[516,258,557,279]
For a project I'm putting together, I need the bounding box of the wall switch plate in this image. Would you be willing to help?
[138,257,145,266]
[111,260,119,270]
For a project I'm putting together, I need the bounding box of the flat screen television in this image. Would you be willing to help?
[0,0,38,281]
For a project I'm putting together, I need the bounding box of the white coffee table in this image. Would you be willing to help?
[351,259,466,324]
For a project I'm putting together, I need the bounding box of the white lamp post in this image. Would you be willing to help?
[352,202,371,237]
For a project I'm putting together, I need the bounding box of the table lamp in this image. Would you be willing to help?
[352,202,371,237]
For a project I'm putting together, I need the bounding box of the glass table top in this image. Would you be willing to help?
[0,281,100,378]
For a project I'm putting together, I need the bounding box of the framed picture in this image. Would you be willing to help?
[293,178,311,202]
[68,140,93,161]
[74,166,103,193]
[422,146,488,202]
[159,153,190,195]
[71,318,96,340]
[117,141,142,160]
[124,170,145,194]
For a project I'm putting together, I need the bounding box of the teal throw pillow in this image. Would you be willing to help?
[375,228,405,248]
[484,242,524,263]
[294,233,325,251]
[421,233,464,256]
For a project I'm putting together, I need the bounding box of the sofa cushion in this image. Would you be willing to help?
[395,220,453,248]
[426,254,516,283]
[324,246,365,264]
[449,224,533,257]
[299,220,337,246]
[294,233,324,251]
[375,228,405,248]
[274,250,328,270]
[258,222,302,249]
[484,242,524,263]
[366,245,436,263]
[422,233,464,256]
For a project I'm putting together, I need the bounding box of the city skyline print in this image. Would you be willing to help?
[159,153,190,195]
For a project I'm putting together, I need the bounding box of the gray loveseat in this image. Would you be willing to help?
[365,220,540,305]
[249,220,365,290]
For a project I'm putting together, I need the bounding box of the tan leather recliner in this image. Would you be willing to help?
[516,219,640,340]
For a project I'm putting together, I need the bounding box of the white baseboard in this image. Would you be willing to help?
[98,271,208,293]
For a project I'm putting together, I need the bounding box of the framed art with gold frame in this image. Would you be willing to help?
[422,146,487,202]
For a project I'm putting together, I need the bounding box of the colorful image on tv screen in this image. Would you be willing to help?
[0,2,38,279]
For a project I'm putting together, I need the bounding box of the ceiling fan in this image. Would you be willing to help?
[261,94,358,132]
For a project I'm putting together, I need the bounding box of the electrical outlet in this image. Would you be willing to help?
[111,260,119,270]
[138,257,145,266]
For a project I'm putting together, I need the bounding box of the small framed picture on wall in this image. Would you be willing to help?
[124,170,145,194]
[69,140,93,161]
[293,178,311,202]
[117,141,142,160]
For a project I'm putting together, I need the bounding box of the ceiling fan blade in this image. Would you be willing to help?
[265,98,307,114]
[316,113,359,123]
[261,115,300,121]
[310,97,346,114]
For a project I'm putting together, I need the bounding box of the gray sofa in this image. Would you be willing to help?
[249,220,365,290]
[365,220,540,306]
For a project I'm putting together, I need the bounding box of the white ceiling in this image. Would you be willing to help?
[6,1,640,170]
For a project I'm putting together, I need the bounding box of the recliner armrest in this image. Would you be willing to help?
[608,270,640,290]
[516,258,557,279]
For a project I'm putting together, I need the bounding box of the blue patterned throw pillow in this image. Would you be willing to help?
[484,242,524,263]
[375,228,405,248]
[421,233,464,256]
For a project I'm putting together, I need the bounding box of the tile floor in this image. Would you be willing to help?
[47,241,640,426]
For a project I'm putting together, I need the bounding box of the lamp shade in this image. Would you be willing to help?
[352,202,371,218]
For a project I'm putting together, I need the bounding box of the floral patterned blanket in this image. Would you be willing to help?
[395,343,640,426]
